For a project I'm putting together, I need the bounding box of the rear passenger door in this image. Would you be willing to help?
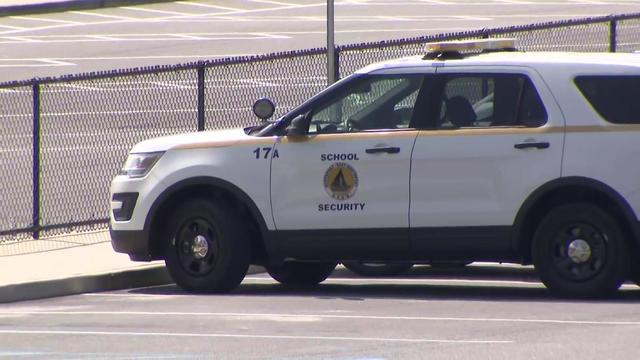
[409,68,565,258]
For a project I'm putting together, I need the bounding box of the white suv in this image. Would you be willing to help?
[110,39,640,298]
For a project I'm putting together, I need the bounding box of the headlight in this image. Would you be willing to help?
[119,152,164,178]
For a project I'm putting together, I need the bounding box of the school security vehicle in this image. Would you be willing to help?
[110,39,640,298]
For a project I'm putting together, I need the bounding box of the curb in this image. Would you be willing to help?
[0,265,264,303]
[0,0,174,17]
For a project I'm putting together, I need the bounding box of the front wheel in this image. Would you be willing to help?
[267,261,337,286]
[532,203,629,298]
[163,198,251,293]
[343,261,413,277]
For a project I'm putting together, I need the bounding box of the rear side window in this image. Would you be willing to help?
[435,74,547,129]
[575,76,640,124]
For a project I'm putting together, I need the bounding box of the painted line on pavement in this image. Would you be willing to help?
[120,6,194,16]
[0,24,25,30]
[248,0,299,5]
[175,1,245,12]
[158,2,325,20]
[1,36,41,43]
[69,11,135,21]
[0,329,512,344]
[0,54,249,62]
[4,310,640,326]
[0,59,73,67]
[9,15,82,24]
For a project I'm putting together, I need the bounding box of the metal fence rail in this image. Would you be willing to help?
[1,13,639,251]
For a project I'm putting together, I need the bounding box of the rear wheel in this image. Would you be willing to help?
[343,261,413,277]
[267,261,337,286]
[163,198,251,293]
[532,203,629,298]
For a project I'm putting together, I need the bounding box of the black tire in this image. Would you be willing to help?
[343,261,413,277]
[267,261,337,286]
[163,198,251,293]
[532,202,630,298]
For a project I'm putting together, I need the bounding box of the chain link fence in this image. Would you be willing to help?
[1,13,639,254]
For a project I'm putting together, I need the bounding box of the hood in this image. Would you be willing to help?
[130,128,254,153]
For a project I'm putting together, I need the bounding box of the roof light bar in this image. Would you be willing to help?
[426,38,517,53]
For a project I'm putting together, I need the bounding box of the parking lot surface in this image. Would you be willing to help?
[1,265,640,359]
[1,0,639,82]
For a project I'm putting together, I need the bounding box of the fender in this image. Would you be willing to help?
[144,176,274,256]
[513,176,640,257]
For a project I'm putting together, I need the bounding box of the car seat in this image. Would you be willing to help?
[446,96,477,127]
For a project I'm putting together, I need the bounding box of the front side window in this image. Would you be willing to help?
[307,75,424,134]
[575,76,640,124]
[435,74,547,129]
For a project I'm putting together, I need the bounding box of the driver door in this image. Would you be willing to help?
[269,73,427,260]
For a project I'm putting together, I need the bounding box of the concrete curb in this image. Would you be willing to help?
[0,265,264,303]
[0,0,174,17]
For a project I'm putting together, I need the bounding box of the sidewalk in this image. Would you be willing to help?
[0,231,172,303]
[0,0,172,16]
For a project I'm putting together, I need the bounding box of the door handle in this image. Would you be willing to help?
[365,147,400,154]
[514,142,549,150]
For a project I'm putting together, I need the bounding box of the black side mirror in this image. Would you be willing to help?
[252,98,275,121]
[286,114,309,136]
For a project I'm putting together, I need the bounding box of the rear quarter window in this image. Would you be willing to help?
[575,76,640,124]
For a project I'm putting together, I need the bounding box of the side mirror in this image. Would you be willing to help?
[286,114,309,136]
[252,98,275,121]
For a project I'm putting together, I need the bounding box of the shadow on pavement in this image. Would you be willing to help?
[130,264,640,304]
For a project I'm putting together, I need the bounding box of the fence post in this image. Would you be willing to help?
[31,82,41,239]
[334,46,340,82]
[197,65,206,131]
[609,18,617,53]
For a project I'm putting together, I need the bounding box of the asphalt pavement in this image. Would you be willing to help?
[1,266,640,359]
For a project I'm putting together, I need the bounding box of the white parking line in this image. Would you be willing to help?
[69,11,135,20]
[9,15,81,24]
[0,59,73,67]
[1,36,41,43]
[87,35,121,41]
[40,59,75,66]
[172,34,209,40]
[250,32,290,39]
[5,310,640,326]
[248,0,299,5]
[417,0,452,4]
[238,79,281,87]
[0,54,248,63]
[119,6,194,16]
[60,84,104,91]
[150,81,197,89]
[0,329,512,344]
[0,24,25,30]
[175,1,245,12]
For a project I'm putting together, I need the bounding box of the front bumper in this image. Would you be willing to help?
[109,227,153,261]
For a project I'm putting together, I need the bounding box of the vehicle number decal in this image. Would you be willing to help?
[253,147,279,159]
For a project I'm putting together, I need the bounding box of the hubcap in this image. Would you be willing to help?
[567,239,591,263]
[174,218,218,277]
[192,235,209,259]
[551,224,607,282]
